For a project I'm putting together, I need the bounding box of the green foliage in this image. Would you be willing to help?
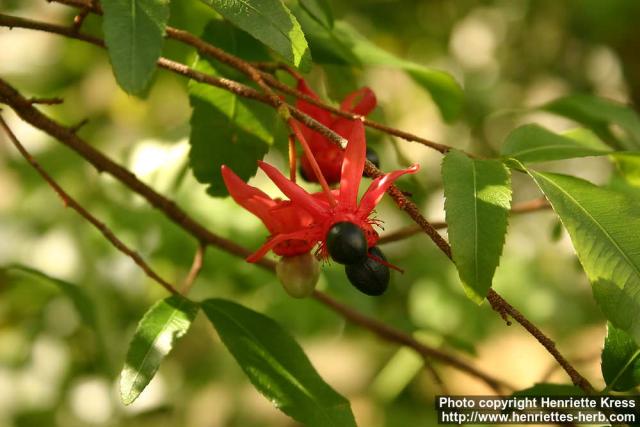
[188,21,279,197]
[202,298,357,427]
[442,150,512,303]
[102,0,170,95]
[542,94,640,150]
[601,322,640,392]
[120,295,199,405]
[501,125,611,163]
[200,0,311,70]
[528,171,640,345]
[2,264,97,328]
[293,5,463,122]
[299,0,333,29]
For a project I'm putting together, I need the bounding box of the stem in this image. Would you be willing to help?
[289,119,337,206]
[288,134,297,183]
[0,115,180,296]
[0,78,505,392]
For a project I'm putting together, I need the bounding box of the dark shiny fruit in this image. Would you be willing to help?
[326,221,368,264]
[345,246,390,296]
[299,164,312,182]
[366,147,380,169]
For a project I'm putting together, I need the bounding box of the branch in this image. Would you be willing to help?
[1,11,596,393]
[0,115,179,295]
[0,78,507,394]
[49,0,456,155]
[378,197,551,245]
[180,244,206,295]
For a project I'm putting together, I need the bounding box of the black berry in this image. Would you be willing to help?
[326,221,368,264]
[366,147,380,169]
[345,246,390,296]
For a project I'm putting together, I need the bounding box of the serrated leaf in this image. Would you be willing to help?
[188,21,278,197]
[542,94,640,150]
[602,322,640,392]
[3,264,97,328]
[120,295,199,405]
[501,124,612,163]
[442,150,512,303]
[528,171,640,345]
[102,0,170,95]
[292,7,463,122]
[200,0,311,70]
[202,298,357,427]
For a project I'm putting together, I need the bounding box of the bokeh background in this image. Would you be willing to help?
[1,0,639,425]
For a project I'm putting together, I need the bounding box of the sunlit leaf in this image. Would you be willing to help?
[542,94,640,150]
[202,298,357,427]
[602,322,640,391]
[501,124,611,163]
[102,0,170,95]
[200,0,311,70]
[120,295,199,405]
[528,170,640,344]
[443,150,512,303]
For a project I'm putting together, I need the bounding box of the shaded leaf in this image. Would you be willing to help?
[200,0,311,70]
[602,322,640,391]
[443,150,512,303]
[528,171,640,344]
[501,124,611,163]
[102,0,170,95]
[300,0,333,29]
[120,295,199,405]
[202,298,357,427]
[293,7,463,122]
[3,264,96,328]
[542,94,640,150]
[188,21,278,197]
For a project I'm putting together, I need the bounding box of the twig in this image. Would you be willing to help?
[379,197,551,244]
[0,115,179,296]
[27,96,64,105]
[49,0,455,155]
[2,10,595,394]
[180,244,205,295]
[0,78,506,393]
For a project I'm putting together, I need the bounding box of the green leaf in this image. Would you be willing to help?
[188,21,279,197]
[120,295,199,405]
[501,124,612,163]
[292,7,463,122]
[542,94,640,150]
[528,171,640,344]
[299,0,333,29]
[3,264,97,328]
[512,383,585,397]
[442,150,512,303]
[102,0,170,95]
[200,0,311,70]
[202,298,357,427]
[602,322,640,392]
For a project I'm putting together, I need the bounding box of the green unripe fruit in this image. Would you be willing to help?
[276,252,320,298]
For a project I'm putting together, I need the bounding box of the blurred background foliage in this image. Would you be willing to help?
[1,0,639,425]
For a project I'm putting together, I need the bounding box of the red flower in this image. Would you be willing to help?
[296,79,377,184]
[221,166,318,258]
[234,120,418,263]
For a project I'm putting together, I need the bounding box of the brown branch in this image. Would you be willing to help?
[48,0,455,155]
[27,96,64,105]
[180,244,206,295]
[0,115,179,296]
[3,9,595,393]
[379,197,551,245]
[0,77,508,394]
